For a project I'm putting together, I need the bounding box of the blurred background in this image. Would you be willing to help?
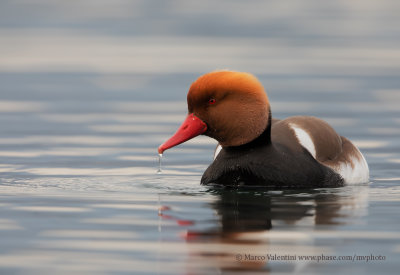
[1,0,400,98]
[0,1,400,274]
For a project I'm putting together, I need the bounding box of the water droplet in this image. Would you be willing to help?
[156,153,163,174]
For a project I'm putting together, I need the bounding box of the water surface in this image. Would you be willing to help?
[1,1,400,274]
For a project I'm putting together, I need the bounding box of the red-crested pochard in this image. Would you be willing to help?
[158,71,369,187]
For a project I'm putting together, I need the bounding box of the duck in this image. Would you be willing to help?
[158,71,369,188]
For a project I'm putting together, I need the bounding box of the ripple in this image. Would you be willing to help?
[352,140,388,149]
[0,219,23,230]
[12,206,90,213]
[40,230,138,239]
[0,101,46,113]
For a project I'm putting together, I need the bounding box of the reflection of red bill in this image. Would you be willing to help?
[158,206,171,211]
[180,231,219,241]
[158,207,194,226]
[180,231,201,241]
[177,220,194,226]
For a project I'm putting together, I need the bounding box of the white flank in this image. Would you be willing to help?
[336,148,370,184]
[214,145,222,160]
[289,124,317,158]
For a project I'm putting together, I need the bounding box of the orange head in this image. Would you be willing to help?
[158,71,270,154]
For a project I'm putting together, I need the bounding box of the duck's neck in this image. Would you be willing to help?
[225,111,272,152]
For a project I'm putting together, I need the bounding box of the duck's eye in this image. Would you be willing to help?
[208,98,216,105]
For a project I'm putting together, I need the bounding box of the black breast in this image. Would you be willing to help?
[201,131,344,188]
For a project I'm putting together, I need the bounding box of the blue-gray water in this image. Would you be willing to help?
[0,1,400,274]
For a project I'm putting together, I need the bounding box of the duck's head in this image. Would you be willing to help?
[158,71,270,154]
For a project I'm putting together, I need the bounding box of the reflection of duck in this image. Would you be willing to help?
[180,186,369,273]
[208,188,345,234]
[159,71,369,187]
[180,189,345,245]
